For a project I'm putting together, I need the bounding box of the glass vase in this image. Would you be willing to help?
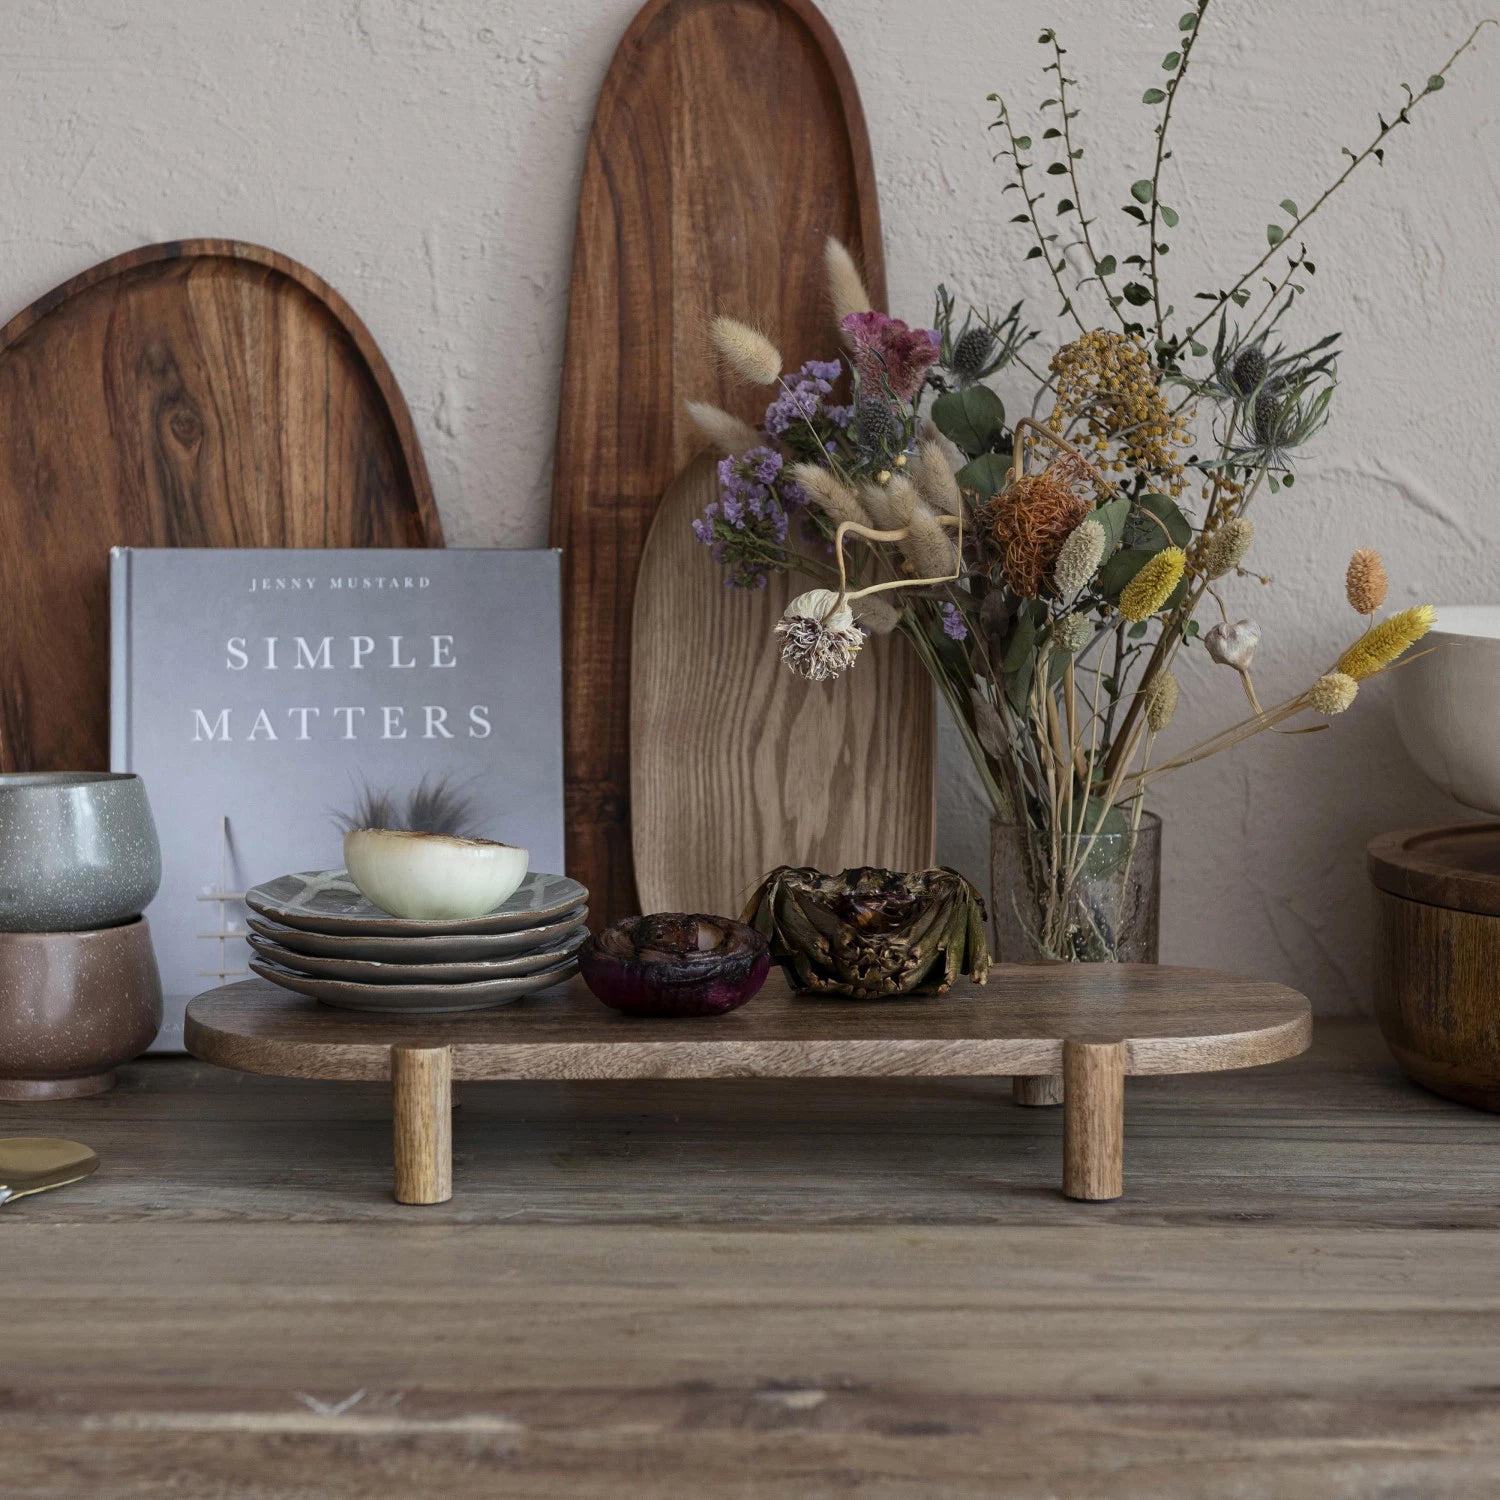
[989,811,1161,963]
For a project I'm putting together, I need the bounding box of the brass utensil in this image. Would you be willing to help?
[0,1138,99,1205]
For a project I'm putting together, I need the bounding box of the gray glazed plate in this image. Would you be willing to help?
[246,925,588,984]
[246,870,588,937]
[248,954,580,1014]
[245,910,588,962]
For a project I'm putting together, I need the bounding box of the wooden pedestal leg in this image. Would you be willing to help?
[391,1044,453,1205]
[1013,1075,1064,1106]
[1062,1039,1124,1201]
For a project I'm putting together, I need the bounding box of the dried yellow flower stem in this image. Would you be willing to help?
[1336,605,1436,680]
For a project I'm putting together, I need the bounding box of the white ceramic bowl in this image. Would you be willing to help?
[1393,606,1500,814]
[342,829,530,920]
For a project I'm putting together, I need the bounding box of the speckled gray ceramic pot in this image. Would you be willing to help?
[0,917,163,1098]
[0,773,161,932]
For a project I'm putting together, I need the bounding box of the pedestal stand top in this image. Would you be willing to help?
[185,967,1312,1085]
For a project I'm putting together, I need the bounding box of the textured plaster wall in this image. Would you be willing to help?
[3,1,1495,1011]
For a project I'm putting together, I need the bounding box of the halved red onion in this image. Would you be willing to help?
[580,914,770,1017]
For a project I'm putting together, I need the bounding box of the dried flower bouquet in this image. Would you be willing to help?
[686,4,1486,961]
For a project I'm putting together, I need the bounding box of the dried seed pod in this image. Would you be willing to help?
[854,594,901,634]
[1197,517,1254,580]
[1052,517,1107,598]
[1142,671,1179,732]
[902,501,958,579]
[912,440,962,516]
[709,316,783,386]
[775,590,864,681]
[1053,611,1093,654]
[1203,618,1261,671]
[685,400,764,456]
[1345,548,1388,615]
[825,236,872,324]
[791,464,874,530]
[1307,672,1358,715]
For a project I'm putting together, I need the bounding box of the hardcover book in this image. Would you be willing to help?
[111,547,565,1049]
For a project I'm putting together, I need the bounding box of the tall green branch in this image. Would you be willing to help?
[1179,18,1495,351]
[1044,29,1128,329]
[1146,0,1209,349]
[991,96,1088,333]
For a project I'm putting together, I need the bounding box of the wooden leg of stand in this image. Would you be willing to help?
[1062,1039,1124,1201]
[392,1044,452,1205]
[1013,1074,1064,1106]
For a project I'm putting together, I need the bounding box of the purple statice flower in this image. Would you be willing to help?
[940,601,968,642]
[693,446,806,588]
[764,359,843,438]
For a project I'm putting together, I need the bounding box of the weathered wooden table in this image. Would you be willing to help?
[186,968,1310,1204]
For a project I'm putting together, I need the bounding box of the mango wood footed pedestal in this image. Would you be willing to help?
[185,968,1311,1205]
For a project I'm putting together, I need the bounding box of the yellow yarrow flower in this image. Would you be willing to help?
[1335,605,1436,681]
[1119,547,1186,622]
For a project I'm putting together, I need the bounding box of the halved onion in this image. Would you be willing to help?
[343,829,528,920]
[580,914,770,1017]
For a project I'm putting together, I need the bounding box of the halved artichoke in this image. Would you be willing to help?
[742,866,991,998]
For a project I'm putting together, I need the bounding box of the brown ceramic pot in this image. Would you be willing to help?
[0,917,162,1100]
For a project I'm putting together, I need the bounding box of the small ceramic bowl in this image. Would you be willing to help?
[0,917,163,1099]
[343,828,530,920]
[1393,607,1500,814]
[0,773,161,932]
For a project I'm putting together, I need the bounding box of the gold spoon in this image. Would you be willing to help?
[0,1138,99,1205]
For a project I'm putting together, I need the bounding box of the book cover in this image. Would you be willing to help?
[110,548,565,1049]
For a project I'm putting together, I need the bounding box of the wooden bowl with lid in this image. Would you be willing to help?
[1369,823,1500,1111]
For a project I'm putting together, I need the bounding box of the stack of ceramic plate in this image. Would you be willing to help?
[243,869,588,1015]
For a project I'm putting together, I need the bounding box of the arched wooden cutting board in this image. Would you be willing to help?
[633,457,937,916]
[0,239,441,773]
[552,0,935,924]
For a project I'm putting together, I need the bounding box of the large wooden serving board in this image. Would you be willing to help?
[0,239,441,773]
[632,459,938,917]
[186,967,1312,1204]
[552,0,935,925]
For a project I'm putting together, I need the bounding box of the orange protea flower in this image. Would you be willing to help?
[985,466,1091,599]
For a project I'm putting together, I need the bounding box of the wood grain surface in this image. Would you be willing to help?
[0,239,441,773]
[1368,822,1500,915]
[551,0,934,925]
[1063,1038,1125,1200]
[632,458,936,915]
[185,967,1311,1083]
[391,1044,452,1204]
[8,1024,1500,1496]
[1374,887,1500,1111]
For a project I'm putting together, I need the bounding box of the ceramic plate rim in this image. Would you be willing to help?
[246,927,587,983]
[248,954,580,1007]
[244,909,588,961]
[246,869,588,935]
